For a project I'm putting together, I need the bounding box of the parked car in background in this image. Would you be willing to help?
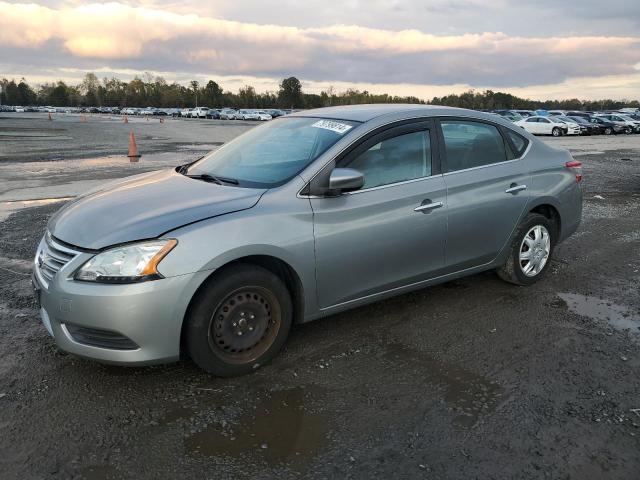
[206,109,221,119]
[121,107,136,116]
[615,114,640,133]
[589,116,620,135]
[219,109,239,120]
[567,116,603,135]
[237,109,260,120]
[14,106,25,112]
[254,111,273,121]
[551,115,587,135]
[595,114,637,134]
[514,110,535,118]
[494,111,523,122]
[515,116,575,136]
[190,107,210,118]
[266,109,285,118]
[180,108,192,118]
[140,108,158,116]
[44,106,56,113]
[32,104,583,376]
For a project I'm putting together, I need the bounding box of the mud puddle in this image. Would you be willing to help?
[558,292,640,334]
[184,387,327,467]
[383,343,504,428]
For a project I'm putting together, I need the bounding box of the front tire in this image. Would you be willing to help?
[552,127,562,137]
[497,213,556,286]
[604,127,613,135]
[184,264,293,377]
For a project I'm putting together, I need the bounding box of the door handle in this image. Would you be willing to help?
[505,184,527,194]
[414,201,443,213]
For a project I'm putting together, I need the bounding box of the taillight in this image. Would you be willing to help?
[565,160,582,183]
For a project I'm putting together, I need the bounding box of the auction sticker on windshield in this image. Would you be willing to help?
[311,120,353,135]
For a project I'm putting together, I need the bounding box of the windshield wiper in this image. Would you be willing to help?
[182,172,239,185]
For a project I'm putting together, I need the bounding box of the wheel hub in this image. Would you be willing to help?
[519,225,551,277]
[212,290,273,354]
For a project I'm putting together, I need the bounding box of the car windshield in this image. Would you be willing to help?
[186,117,359,187]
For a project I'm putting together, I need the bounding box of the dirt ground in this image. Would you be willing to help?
[0,113,639,479]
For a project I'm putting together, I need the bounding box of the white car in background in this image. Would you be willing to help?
[550,115,586,135]
[190,107,210,118]
[121,107,136,115]
[44,106,56,113]
[180,108,192,118]
[515,116,576,136]
[254,110,273,121]
[237,109,260,120]
[14,106,25,112]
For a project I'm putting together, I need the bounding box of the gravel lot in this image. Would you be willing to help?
[1,113,639,479]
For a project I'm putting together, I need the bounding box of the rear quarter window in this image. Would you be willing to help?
[503,128,529,159]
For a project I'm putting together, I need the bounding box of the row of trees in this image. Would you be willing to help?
[1,73,638,112]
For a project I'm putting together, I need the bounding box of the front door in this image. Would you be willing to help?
[310,121,447,309]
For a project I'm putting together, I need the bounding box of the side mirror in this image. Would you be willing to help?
[328,168,364,193]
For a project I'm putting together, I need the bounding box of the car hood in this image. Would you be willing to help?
[48,169,265,250]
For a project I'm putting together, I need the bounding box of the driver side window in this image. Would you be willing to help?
[344,130,432,189]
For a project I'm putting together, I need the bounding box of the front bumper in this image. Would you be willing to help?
[32,241,211,365]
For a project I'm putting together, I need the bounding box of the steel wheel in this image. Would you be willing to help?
[519,225,551,277]
[207,286,281,365]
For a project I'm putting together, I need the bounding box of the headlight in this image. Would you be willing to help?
[75,239,177,283]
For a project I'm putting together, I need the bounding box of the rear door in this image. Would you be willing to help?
[311,120,447,309]
[437,118,531,271]
[523,117,540,134]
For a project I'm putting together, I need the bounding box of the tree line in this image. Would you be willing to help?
[1,73,638,112]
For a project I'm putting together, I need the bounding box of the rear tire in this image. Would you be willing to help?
[184,264,292,377]
[497,213,556,286]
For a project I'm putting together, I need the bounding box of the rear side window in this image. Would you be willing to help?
[504,128,529,158]
[441,120,508,172]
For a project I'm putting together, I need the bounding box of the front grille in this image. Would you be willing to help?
[35,232,79,289]
[64,323,139,350]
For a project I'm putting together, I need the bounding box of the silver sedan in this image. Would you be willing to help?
[33,105,583,376]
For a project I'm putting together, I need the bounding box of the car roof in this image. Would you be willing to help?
[288,104,475,122]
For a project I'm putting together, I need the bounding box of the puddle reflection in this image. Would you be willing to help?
[558,292,640,333]
[184,388,327,467]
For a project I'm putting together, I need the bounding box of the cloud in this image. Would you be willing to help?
[0,1,639,96]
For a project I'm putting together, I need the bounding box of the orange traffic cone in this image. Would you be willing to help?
[159,117,164,124]
[48,112,52,121]
[127,132,141,162]
[81,114,87,122]
[124,114,128,123]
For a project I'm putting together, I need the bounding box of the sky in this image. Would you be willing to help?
[1,0,639,100]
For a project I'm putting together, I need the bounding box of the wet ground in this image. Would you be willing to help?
[1,114,639,479]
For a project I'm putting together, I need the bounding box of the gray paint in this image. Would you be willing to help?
[35,105,582,365]
[48,169,265,250]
